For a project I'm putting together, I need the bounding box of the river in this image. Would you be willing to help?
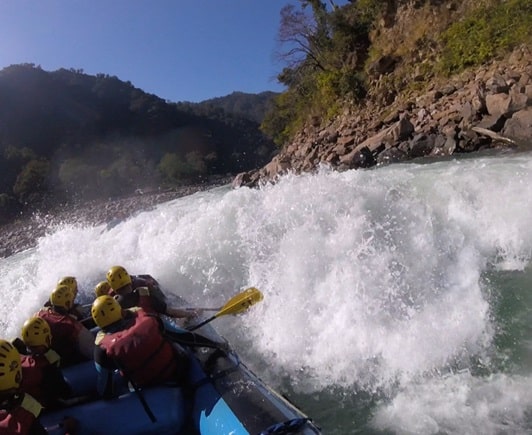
[0,150,531,434]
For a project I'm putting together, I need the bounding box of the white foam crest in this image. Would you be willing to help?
[0,153,530,397]
[0,249,45,337]
[234,156,532,390]
[371,372,532,434]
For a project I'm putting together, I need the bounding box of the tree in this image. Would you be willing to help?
[264,0,376,144]
[13,159,50,202]
[158,151,207,182]
[57,158,95,197]
[158,153,188,182]
[0,193,19,224]
[277,1,332,74]
[184,151,207,176]
[0,145,38,193]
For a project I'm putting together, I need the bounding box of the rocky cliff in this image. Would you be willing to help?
[233,44,531,188]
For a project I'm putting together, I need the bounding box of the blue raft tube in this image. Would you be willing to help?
[40,320,321,435]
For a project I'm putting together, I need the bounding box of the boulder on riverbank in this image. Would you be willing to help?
[233,45,532,189]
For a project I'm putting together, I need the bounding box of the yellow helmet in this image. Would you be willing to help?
[21,317,52,348]
[91,296,122,328]
[94,280,112,298]
[0,340,22,391]
[106,266,132,291]
[50,285,74,310]
[57,276,78,298]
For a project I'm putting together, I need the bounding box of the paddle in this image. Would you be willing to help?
[188,287,263,331]
[164,328,230,350]
[83,303,220,311]
[113,359,157,423]
[185,307,220,312]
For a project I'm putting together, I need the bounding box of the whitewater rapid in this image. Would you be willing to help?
[1,151,531,434]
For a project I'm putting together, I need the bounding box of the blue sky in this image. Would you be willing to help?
[0,0,304,103]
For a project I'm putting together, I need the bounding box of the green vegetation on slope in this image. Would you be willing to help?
[262,0,531,146]
[439,0,532,74]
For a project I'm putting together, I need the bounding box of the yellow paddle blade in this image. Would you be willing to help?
[215,287,263,318]
[188,287,263,331]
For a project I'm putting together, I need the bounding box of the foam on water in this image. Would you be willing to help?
[372,372,532,434]
[1,152,531,433]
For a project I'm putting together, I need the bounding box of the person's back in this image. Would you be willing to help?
[42,278,85,321]
[106,265,201,320]
[0,339,78,434]
[56,277,85,320]
[106,266,166,314]
[37,286,94,366]
[131,274,166,301]
[0,339,46,435]
[0,393,46,435]
[19,317,71,408]
[91,296,188,398]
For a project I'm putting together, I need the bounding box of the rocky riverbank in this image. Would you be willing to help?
[0,178,232,258]
[233,45,532,188]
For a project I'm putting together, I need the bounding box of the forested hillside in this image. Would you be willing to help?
[177,91,278,125]
[0,64,276,222]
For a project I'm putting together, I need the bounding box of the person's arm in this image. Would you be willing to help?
[136,287,158,314]
[132,275,166,299]
[42,365,72,401]
[165,307,203,319]
[136,287,178,317]
[70,304,86,321]
[93,346,115,399]
[115,292,136,309]
[134,287,202,319]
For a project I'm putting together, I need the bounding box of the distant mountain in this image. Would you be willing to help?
[0,64,277,222]
[177,91,278,124]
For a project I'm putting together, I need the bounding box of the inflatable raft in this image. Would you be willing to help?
[40,285,321,434]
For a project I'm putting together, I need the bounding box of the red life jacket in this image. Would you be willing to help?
[20,350,60,406]
[98,311,178,387]
[36,308,83,365]
[0,394,42,434]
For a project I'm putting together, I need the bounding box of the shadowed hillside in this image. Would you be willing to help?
[0,64,277,222]
[177,91,279,124]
